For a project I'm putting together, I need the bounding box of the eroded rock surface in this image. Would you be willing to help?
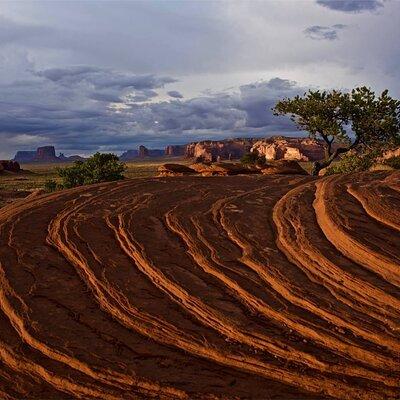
[261,160,308,175]
[0,172,399,399]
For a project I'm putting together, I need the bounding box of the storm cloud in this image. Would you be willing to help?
[0,0,399,158]
[0,68,305,157]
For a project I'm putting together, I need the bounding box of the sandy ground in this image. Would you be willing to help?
[0,172,399,400]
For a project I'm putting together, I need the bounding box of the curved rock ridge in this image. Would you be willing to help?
[0,172,399,399]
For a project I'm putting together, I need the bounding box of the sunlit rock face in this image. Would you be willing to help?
[251,137,325,161]
[184,137,326,162]
[185,138,256,162]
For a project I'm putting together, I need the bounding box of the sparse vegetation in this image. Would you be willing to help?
[44,179,58,192]
[240,151,266,166]
[325,151,379,175]
[0,157,188,192]
[273,87,400,175]
[56,153,126,189]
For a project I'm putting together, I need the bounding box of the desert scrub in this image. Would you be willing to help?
[325,151,379,175]
[57,153,126,189]
[44,179,58,192]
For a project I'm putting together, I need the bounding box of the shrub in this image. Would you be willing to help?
[384,156,400,169]
[325,151,378,175]
[44,179,58,192]
[57,153,126,189]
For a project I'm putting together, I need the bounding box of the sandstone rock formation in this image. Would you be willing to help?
[138,145,149,157]
[261,160,308,175]
[184,137,326,163]
[0,160,21,172]
[13,146,83,163]
[185,138,255,162]
[0,171,398,399]
[34,146,57,161]
[165,145,186,156]
[197,162,259,176]
[157,163,196,176]
[13,150,36,163]
[251,137,325,162]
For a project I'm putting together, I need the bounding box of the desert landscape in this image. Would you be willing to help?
[1,1,400,399]
[0,170,399,399]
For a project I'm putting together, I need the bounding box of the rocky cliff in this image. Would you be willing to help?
[251,137,325,162]
[165,145,186,156]
[34,146,58,162]
[184,137,326,162]
[185,138,256,162]
[13,146,83,163]
[13,151,36,163]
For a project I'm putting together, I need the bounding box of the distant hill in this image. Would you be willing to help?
[13,146,86,163]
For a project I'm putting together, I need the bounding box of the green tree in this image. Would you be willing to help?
[57,152,126,189]
[273,87,400,175]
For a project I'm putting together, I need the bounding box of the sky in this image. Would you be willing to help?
[0,0,399,158]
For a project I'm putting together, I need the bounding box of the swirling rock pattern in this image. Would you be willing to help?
[0,172,399,400]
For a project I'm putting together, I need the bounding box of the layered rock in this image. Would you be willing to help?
[34,146,57,162]
[138,145,149,157]
[13,146,81,163]
[184,137,326,163]
[261,160,308,175]
[165,145,186,156]
[197,162,260,176]
[185,139,256,162]
[251,137,325,162]
[157,164,196,177]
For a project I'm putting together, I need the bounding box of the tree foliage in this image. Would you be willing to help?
[57,152,126,189]
[273,87,400,175]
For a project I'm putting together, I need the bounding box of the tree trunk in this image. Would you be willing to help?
[311,137,360,176]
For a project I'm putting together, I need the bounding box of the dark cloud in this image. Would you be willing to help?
[35,66,176,90]
[0,71,306,157]
[167,90,184,99]
[304,24,347,40]
[316,0,384,13]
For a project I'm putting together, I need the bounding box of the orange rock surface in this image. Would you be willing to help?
[0,171,399,399]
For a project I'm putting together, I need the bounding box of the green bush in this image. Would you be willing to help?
[384,156,400,169]
[57,152,126,189]
[44,179,58,192]
[325,151,378,175]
